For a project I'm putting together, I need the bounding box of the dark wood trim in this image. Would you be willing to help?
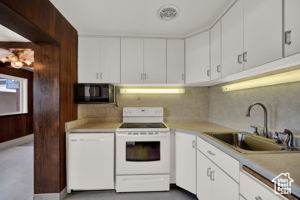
[0,2,58,44]
[0,0,78,194]
[242,166,299,200]
[0,42,36,49]
[0,62,10,68]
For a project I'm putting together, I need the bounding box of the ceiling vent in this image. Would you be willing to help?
[158,5,179,21]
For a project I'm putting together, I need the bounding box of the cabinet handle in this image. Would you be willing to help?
[96,73,99,79]
[210,170,215,181]
[207,150,215,156]
[207,69,211,77]
[243,52,247,62]
[285,30,292,45]
[238,54,243,64]
[255,196,263,200]
[181,73,185,81]
[192,140,196,148]
[100,72,103,79]
[207,167,211,177]
[217,65,221,73]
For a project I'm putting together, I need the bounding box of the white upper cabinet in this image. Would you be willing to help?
[143,39,167,84]
[221,0,244,77]
[121,38,144,84]
[210,21,222,80]
[99,38,121,83]
[185,31,210,84]
[284,0,300,56]
[243,0,282,70]
[78,37,120,83]
[78,37,100,83]
[167,39,185,84]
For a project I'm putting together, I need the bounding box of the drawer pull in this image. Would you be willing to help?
[192,140,196,148]
[210,170,215,181]
[207,167,211,177]
[255,196,263,200]
[285,30,292,45]
[207,150,215,156]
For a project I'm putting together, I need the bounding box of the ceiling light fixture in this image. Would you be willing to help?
[157,4,179,21]
[0,48,34,69]
[120,88,185,94]
[222,69,300,92]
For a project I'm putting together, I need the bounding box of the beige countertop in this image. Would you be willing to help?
[65,119,300,197]
[68,122,122,132]
[166,122,238,133]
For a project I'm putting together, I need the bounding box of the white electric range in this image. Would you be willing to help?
[116,107,170,192]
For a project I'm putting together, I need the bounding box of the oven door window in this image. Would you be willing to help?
[126,141,160,162]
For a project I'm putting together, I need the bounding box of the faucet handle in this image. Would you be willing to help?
[274,132,282,144]
[250,125,259,135]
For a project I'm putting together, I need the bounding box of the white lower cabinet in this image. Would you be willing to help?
[175,132,196,194]
[240,171,288,200]
[197,142,239,200]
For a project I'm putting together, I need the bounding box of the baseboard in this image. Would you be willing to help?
[34,187,67,200]
[0,134,33,151]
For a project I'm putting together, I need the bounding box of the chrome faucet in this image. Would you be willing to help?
[246,103,269,138]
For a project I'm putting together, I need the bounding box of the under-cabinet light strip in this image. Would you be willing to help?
[222,69,300,92]
[120,88,185,94]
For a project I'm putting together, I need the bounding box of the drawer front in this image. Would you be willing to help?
[197,136,239,181]
[240,171,287,200]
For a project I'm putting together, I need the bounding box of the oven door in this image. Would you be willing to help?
[116,132,170,175]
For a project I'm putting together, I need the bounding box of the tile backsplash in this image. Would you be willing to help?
[208,82,300,135]
[78,87,209,122]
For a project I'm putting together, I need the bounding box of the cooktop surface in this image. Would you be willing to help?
[119,123,167,129]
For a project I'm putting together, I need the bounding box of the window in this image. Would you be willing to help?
[0,74,28,116]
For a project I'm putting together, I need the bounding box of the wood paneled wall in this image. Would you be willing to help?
[0,67,33,143]
[0,0,78,194]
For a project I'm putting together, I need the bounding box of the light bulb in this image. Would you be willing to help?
[9,54,18,62]
[24,59,32,65]
[11,61,24,69]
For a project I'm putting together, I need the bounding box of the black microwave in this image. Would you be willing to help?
[74,84,115,104]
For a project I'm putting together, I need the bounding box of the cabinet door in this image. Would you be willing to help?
[98,38,120,83]
[197,149,213,200]
[185,31,210,83]
[285,0,300,56]
[222,0,244,77]
[176,132,196,194]
[167,39,185,83]
[243,0,282,70]
[144,39,167,84]
[78,37,101,83]
[211,164,239,200]
[121,38,144,84]
[210,21,222,80]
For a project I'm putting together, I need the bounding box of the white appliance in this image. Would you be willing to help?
[67,133,114,193]
[116,107,170,192]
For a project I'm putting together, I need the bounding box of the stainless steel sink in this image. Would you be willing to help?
[205,132,300,154]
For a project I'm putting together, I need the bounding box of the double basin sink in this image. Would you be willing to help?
[205,132,300,154]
